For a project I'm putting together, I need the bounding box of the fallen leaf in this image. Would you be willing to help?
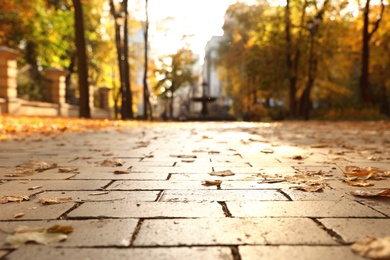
[201,180,222,186]
[209,170,235,177]
[28,186,42,190]
[350,189,390,197]
[5,168,35,177]
[5,225,72,248]
[0,196,30,204]
[291,184,324,192]
[344,179,374,187]
[258,178,285,183]
[261,148,274,154]
[18,160,57,172]
[102,152,113,156]
[113,169,131,174]
[38,197,72,205]
[13,213,25,218]
[58,167,79,173]
[46,225,73,234]
[100,159,125,167]
[291,155,304,160]
[170,154,197,159]
[351,236,390,260]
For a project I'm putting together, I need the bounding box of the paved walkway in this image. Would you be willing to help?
[0,121,389,260]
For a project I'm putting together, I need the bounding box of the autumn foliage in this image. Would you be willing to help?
[0,115,137,140]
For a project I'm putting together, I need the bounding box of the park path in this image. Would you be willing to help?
[0,121,389,259]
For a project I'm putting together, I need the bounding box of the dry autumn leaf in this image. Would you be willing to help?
[0,196,29,204]
[5,225,73,248]
[291,184,325,192]
[351,236,390,260]
[209,170,235,177]
[13,213,25,218]
[38,197,72,205]
[58,167,79,173]
[113,169,131,174]
[28,186,42,190]
[201,180,222,186]
[5,167,35,177]
[343,178,374,187]
[100,159,125,167]
[170,154,197,159]
[261,148,274,154]
[350,189,390,197]
[18,160,57,172]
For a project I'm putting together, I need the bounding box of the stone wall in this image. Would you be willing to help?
[0,46,111,118]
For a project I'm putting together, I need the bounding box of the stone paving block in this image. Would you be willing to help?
[160,189,288,202]
[319,218,390,243]
[239,246,364,260]
[107,180,293,190]
[35,190,159,202]
[282,189,350,201]
[0,180,111,191]
[227,201,385,217]
[170,173,263,181]
[5,246,233,260]
[107,180,217,190]
[67,201,225,218]
[0,168,77,180]
[357,198,390,216]
[0,200,74,220]
[327,179,390,190]
[129,166,213,174]
[71,171,169,180]
[0,219,138,248]
[133,218,336,246]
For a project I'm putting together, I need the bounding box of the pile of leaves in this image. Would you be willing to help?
[0,115,138,140]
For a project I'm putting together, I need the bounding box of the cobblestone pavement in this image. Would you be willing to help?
[0,121,389,260]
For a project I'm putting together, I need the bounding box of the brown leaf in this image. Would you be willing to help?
[13,213,25,218]
[201,180,222,186]
[100,159,125,167]
[38,197,72,205]
[344,179,374,187]
[28,186,42,190]
[0,196,30,204]
[170,154,197,159]
[113,169,131,174]
[261,148,274,154]
[46,225,73,234]
[209,170,235,177]
[5,168,35,177]
[291,184,324,192]
[350,189,390,197]
[291,155,304,160]
[258,178,285,183]
[351,236,390,260]
[5,225,72,248]
[19,160,57,172]
[58,167,79,173]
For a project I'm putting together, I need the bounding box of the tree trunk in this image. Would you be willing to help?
[72,0,90,118]
[359,0,384,105]
[143,0,153,120]
[285,0,297,117]
[122,0,133,119]
[359,0,371,104]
